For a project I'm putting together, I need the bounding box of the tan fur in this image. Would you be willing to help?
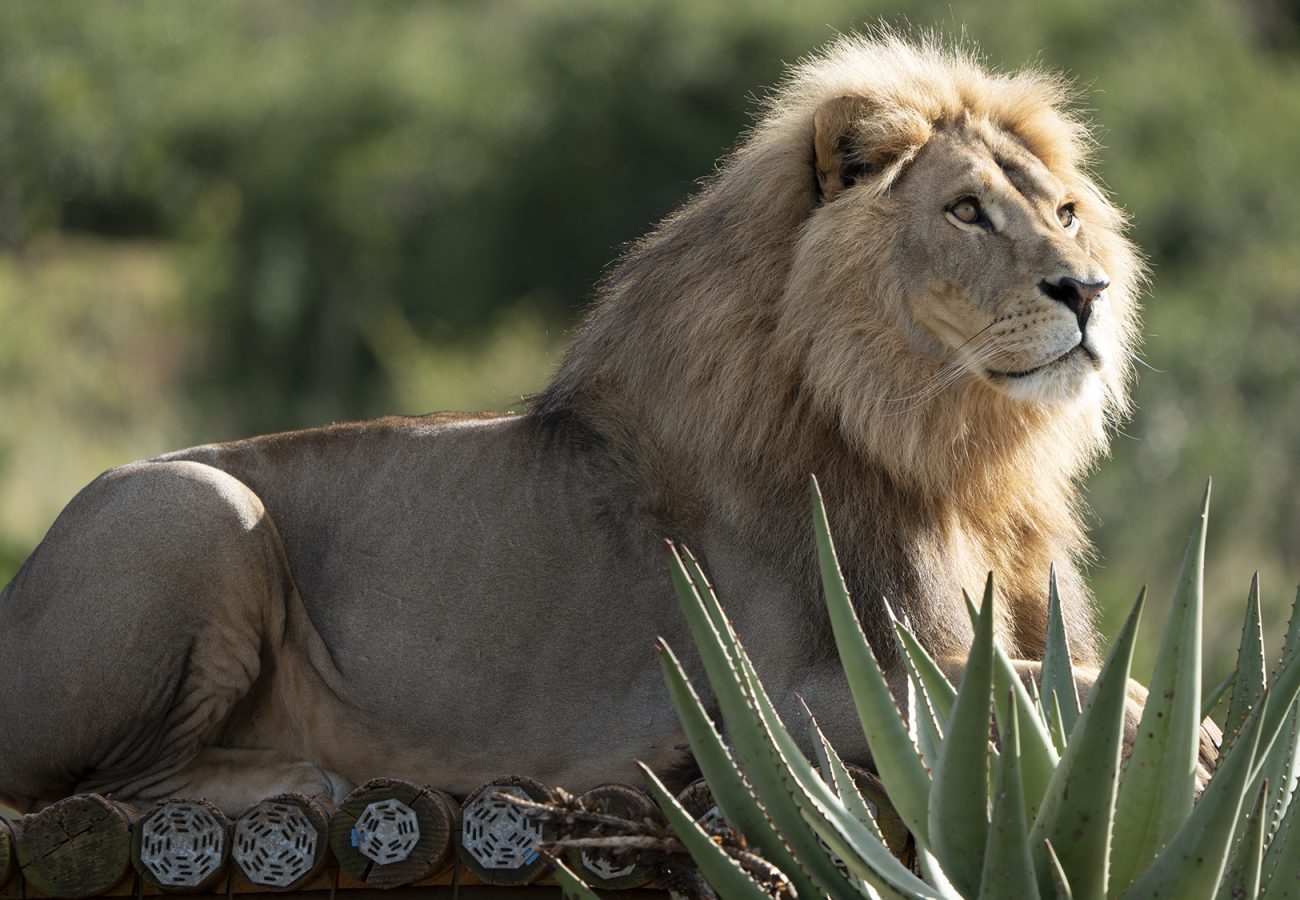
[536,33,1143,662]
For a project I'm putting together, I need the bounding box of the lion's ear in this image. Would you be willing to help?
[813,95,884,201]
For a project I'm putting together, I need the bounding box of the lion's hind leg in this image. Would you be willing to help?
[0,460,323,815]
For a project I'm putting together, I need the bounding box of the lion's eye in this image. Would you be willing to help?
[949,197,983,225]
[1058,203,1077,228]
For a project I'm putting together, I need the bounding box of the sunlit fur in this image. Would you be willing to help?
[536,32,1144,662]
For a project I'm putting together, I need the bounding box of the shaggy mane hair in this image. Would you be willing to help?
[533,32,1143,663]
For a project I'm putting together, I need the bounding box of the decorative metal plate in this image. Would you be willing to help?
[580,848,637,881]
[697,804,729,836]
[461,787,541,870]
[139,803,226,887]
[353,798,420,865]
[233,801,318,887]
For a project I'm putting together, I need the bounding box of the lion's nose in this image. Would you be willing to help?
[1039,275,1108,331]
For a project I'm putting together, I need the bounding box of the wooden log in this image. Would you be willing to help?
[231,793,332,890]
[131,798,232,893]
[456,775,553,886]
[0,817,14,890]
[14,794,137,899]
[328,779,457,889]
[564,783,656,890]
[674,779,728,836]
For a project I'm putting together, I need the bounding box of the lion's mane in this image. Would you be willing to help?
[534,33,1143,664]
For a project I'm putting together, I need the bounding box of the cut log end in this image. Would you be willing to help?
[231,793,331,891]
[131,798,232,893]
[15,794,136,899]
[456,775,553,886]
[328,778,456,889]
[566,783,657,890]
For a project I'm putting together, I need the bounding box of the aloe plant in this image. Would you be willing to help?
[557,481,1300,899]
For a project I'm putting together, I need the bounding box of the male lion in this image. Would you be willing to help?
[0,35,1142,815]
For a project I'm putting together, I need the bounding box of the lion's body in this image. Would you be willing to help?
[0,35,1141,814]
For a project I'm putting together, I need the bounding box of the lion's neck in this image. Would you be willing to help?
[537,345,1098,662]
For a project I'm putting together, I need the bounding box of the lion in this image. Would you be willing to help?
[0,34,1143,816]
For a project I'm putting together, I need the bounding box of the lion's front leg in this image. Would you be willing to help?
[936,656,1220,787]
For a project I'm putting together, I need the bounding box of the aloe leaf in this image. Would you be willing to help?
[886,596,958,724]
[550,857,604,900]
[811,478,934,846]
[638,762,777,900]
[676,545,917,886]
[803,716,913,900]
[1040,564,1082,737]
[905,670,946,773]
[1120,685,1267,900]
[803,698,886,842]
[1221,573,1266,756]
[916,845,962,898]
[1200,671,1233,722]
[1026,677,1061,753]
[1111,482,1210,890]
[958,587,1059,819]
[1046,690,1068,754]
[928,573,994,898]
[1239,649,1300,865]
[1215,779,1268,900]
[1030,589,1145,900]
[1043,841,1073,900]
[959,583,1060,819]
[990,638,1060,821]
[657,637,827,900]
[670,542,938,898]
[977,692,1039,900]
[1024,675,1045,720]
[1260,767,1300,894]
[692,597,943,899]
[1250,699,1300,861]
[1282,583,1300,666]
[664,545,868,899]
[1257,584,1300,833]
[1248,645,1300,787]
[888,609,951,774]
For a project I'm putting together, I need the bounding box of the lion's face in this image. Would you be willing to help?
[891,122,1118,406]
[796,98,1138,426]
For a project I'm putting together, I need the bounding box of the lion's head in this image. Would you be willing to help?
[776,39,1142,493]
[536,33,1144,660]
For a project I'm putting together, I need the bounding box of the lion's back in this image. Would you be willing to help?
[159,412,677,732]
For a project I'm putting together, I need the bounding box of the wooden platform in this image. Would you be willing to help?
[0,766,910,898]
[0,778,672,899]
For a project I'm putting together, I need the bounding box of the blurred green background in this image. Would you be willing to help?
[1,0,1297,679]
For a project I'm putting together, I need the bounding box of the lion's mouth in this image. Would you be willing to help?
[988,344,1097,380]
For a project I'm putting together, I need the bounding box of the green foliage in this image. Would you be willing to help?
[2,0,1300,669]
[587,481,1300,898]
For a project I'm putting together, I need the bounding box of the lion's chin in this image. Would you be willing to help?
[989,346,1103,406]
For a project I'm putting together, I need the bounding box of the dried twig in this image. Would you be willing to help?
[500,788,793,899]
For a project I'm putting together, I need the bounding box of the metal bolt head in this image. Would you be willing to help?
[353,798,421,865]
[139,803,226,887]
[461,786,542,870]
[233,801,318,888]
[580,848,637,881]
